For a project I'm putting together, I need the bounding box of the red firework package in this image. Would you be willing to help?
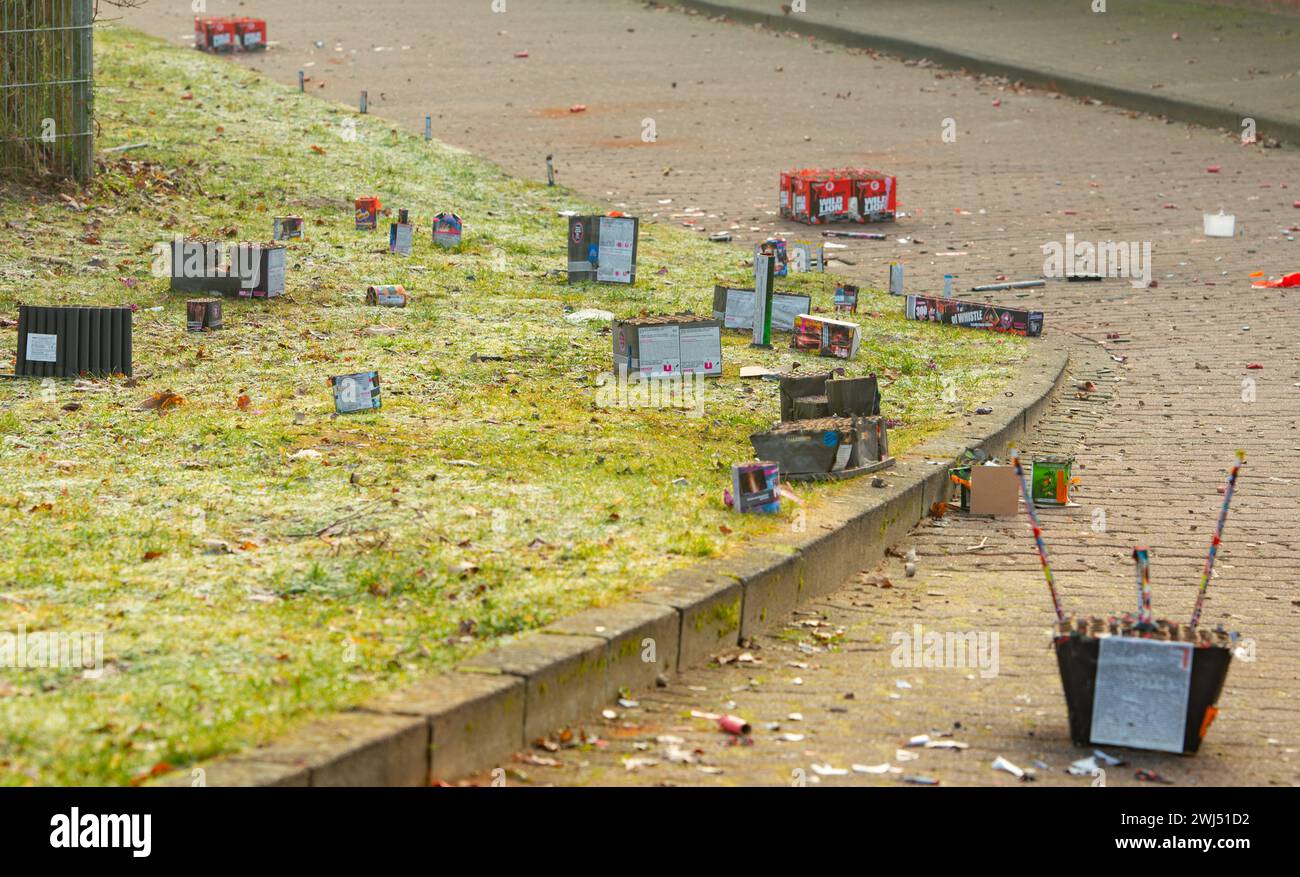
[234,18,268,51]
[782,168,897,225]
[195,17,238,53]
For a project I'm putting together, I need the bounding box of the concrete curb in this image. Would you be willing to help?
[156,340,1069,787]
[658,0,1300,147]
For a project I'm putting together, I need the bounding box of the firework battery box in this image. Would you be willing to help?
[238,244,285,298]
[783,169,897,225]
[568,215,639,284]
[433,212,463,249]
[1055,618,1233,754]
[186,299,224,332]
[791,314,862,360]
[612,315,722,379]
[234,18,268,51]
[169,239,284,297]
[330,371,382,414]
[390,210,415,256]
[906,293,1044,337]
[1032,455,1078,506]
[713,286,811,334]
[750,415,891,481]
[273,216,304,241]
[195,18,238,53]
[355,196,382,231]
[731,461,781,514]
[15,305,133,378]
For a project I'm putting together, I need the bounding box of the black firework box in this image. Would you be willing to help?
[15,305,133,378]
[169,238,286,298]
[1054,617,1233,755]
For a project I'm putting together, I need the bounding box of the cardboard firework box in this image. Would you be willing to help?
[433,212,463,249]
[712,286,811,334]
[568,215,639,284]
[355,196,382,231]
[329,371,382,414]
[195,18,238,53]
[273,216,303,241]
[784,169,897,225]
[169,239,286,298]
[612,315,722,378]
[749,415,892,481]
[856,173,897,222]
[239,244,286,298]
[791,314,862,360]
[186,299,224,332]
[15,305,133,378]
[730,462,781,514]
[833,284,859,314]
[233,18,268,51]
[905,293,1043,337]
[390,209,414,256]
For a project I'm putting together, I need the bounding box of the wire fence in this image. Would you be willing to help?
[1,0,95,181]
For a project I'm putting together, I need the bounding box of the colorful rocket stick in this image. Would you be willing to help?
[1011,449,1066,625]
[1189,450,1246,629]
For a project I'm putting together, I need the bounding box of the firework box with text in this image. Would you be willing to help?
[355,196,382,231]
[273,216,303,241]
[612,315,722,378]
[856,174,897,221]
[433,213,463,249]
[15,305,133,378]
[784,169,897,225]
[234,18,268,51]
[712,286,810,334]
[906,293,1043,337]
[195,18,238,53]
[568,215,639,284]
[791,314,861,360]
[1055,619,1233,754]
[731,462,781,514]
[329,371,382,414]
[168,238,285,297]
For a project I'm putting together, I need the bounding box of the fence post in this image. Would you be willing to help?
[72,0,94,180]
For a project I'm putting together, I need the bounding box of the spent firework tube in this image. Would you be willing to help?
[1189,450,1246,628]
[1132,546,1153,629]
[366,285,408,307]
[970,280,1047,292]
[821,231,886,240]
[717,715,751,736]
[1011,449,1066,625]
